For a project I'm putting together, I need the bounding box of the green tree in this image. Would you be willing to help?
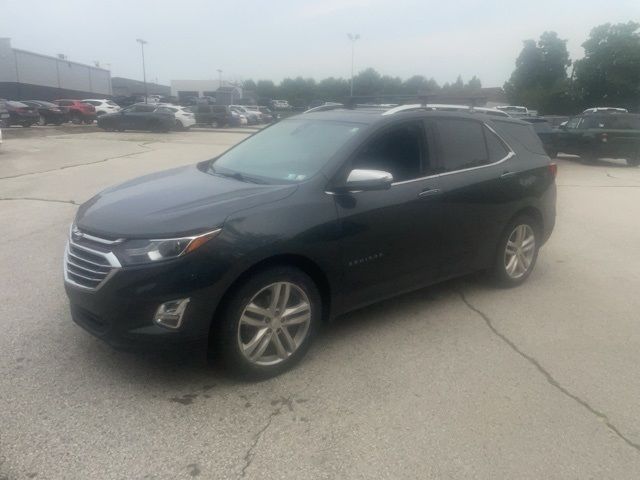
[353,68,383,96]
[504,32,572,114]
[574,22,640,110]
[255,80,277,100]
[242,79,257,91]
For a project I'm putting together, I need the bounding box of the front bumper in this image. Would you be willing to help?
[65,251,228,351]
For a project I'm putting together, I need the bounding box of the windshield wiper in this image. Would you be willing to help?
[209,166,266,184]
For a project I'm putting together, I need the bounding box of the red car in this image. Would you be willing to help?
[54,99,96,124]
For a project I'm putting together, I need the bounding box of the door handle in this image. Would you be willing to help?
[500,171,517,179]
[418,188,442,198]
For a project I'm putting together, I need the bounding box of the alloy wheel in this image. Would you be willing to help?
[504,224,536,279]
[237,282,311,366]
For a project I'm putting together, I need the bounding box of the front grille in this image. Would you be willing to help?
[64,229,122,291]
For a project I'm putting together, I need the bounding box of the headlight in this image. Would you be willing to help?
[115,228,221,265]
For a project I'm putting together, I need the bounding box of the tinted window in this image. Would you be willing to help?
[57,100,72,106]
[84,101,100,106]
[485,128,509,161]
[493,121,547,155]
[133,105,156,112]
[353,122,425,182]
[565,117,581,129]
[436,119,488,171]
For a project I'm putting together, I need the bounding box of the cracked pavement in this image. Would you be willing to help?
[1,129,640,479]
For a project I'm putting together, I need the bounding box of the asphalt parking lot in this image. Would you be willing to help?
[1,127,639,479]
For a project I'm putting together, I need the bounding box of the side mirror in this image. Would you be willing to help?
[337,169,393,192]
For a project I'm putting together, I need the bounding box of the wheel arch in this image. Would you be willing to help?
[506,206,544,240]
[210,254,333,333]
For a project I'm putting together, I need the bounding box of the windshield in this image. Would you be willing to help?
[210,119,363,183]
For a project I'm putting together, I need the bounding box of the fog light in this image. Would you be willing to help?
[154,298,190,329]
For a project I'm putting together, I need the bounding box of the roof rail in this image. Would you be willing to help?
[382,103,510,117]
[304,103,344,113]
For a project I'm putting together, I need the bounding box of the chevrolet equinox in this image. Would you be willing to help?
[64,104,556,378]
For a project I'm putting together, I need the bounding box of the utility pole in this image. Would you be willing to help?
[136,38,148,103]
[347,33,360,97]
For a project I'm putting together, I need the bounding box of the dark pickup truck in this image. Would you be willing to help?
[547,112,640,166]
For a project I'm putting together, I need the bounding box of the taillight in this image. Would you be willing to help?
[548,163,557,179]
[601,132,608,143]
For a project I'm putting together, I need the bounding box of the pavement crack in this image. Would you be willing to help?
[240,401,287,477]
[0,196,78,205]
[0,142,153,180]
[458,289,640,453]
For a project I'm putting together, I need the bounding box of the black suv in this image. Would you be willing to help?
[64,105,556,378]
[549,112,640,166]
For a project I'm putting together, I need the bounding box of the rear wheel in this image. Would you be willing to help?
[21,122,32,128]
[491,215,540,287]
[71,113,82,124]
[214,266,320,379]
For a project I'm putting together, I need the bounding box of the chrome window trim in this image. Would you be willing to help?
[391,122,515,185]
[324,119,516,192]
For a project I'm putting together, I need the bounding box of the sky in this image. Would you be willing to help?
[1,0,638,88]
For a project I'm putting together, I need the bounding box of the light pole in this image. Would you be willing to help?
[217,69,223,87]
[347,33,360,97]
[136,38,148,103]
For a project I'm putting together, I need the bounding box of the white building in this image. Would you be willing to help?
[170,80,222,101]
[0,38,111,100]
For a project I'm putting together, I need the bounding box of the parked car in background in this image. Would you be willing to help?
[155,104,196,130]
[96,103,174,132]
[21,100,66,125]
[55,99,96,124]
[0,100,39,127]
[241,105,265,123]
[82,99,121,116]
[231,105,260,125]
[496,105,530,118]
[270,99,292,110]
[258,106,277,123]
[64,106,556,378]
[548,112,640,165]
[0,101,10,127]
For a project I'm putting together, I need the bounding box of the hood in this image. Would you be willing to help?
[76,163,296,238]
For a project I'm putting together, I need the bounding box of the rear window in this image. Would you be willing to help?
[491,120,547,155]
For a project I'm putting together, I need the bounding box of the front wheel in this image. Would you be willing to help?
[491,216,540,287]
[214,266,321,379]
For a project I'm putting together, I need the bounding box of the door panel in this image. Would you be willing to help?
[334,178,442,308]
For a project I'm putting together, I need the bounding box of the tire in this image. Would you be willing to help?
[38,115,47,126]
[214,266,321,379]
[21,122,32,128]
[71,113,82,124]
[175,119,184,131]
[490,215,540,288]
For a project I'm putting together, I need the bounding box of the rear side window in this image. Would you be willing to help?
[435,119,489,171]
[485,128,510,161]
[491,121,547,155]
